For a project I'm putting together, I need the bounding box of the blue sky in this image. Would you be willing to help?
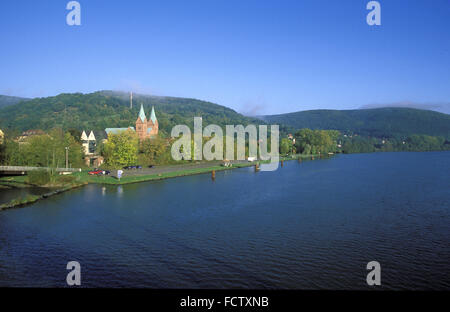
[0,0,449,114]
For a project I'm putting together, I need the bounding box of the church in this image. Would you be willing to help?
[82,105,159,165]
[135,104,159,140]
[104,104,159,140]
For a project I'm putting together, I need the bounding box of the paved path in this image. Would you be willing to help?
[113,160,249,177]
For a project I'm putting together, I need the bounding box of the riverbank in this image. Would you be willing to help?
[75,161,253,185]
[0,182,86,211]
[0,177,87,211]
[73,154,320,185]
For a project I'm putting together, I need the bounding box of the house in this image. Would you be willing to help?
[17,129,45,143]
[81,130,106,167]
[15,129,47,144]
[287,133,295,144]
[81,130,95,155]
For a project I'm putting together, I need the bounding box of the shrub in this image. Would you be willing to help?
[27,170,51,185]
[57,175,76,184]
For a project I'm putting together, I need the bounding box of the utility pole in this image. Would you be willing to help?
[65,147,69,169]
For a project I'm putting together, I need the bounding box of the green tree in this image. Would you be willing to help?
[294,128,339,154]
[302,144,311,155]
[280,138,291,155]
[103,130,138,167]
[140,137,169,165]
[1,129,83,168]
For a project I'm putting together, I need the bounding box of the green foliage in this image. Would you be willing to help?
[103,130,139,167]
[0,95,30,109]
[294,129,339,154]
[342,137,377,154]
[0,91,264,135]
[140,137,170,165]
[341,134,450,153]
[0,141,5,165]
[280,138,292,155]
[263,108,450,138]
[302,144,311,155]
[56,175,77,184]
[27,170,51,185]
[1,129,84,167]
[4,194,40,208]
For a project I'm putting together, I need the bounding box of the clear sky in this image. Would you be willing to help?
[0,0,449,115]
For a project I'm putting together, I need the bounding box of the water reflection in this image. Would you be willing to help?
[117,185,123,197]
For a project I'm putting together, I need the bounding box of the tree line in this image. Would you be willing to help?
[280,129,450,156]
[341,134,450,154]
[0,129,84,168]
[1,127,448,170]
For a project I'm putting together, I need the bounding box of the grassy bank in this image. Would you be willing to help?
[1,154,320,187]
[0,183,86,211]
[73,162,255,185]
[73,154,319,185]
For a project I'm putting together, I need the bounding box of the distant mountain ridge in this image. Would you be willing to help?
[0,95,30,109]
[0,91,449,139]
[261,108,450,138]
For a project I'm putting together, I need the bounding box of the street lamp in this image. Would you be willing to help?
[65,147,69,169]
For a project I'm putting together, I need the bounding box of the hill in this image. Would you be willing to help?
[0,95,30,109]
[261,108,450,138]
[0,91,263,135]
[2,92,449,140]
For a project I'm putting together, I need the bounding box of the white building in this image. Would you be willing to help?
[81,130,96,155]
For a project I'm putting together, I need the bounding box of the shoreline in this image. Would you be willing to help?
[74,154,320,185]
[0,154,318,210]
[0,183,87,211]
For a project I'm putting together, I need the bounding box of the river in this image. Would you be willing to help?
[0,152,449,289]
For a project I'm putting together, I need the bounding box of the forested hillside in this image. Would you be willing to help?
[2,91,449,141]
[262,108,450,138]
[0,91,263,135]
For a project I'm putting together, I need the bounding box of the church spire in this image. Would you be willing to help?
[138,104,146,122]
[150,106,157,124]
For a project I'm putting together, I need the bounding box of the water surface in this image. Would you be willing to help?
[0,152,449,289]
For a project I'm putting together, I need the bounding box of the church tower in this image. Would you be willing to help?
[147,106,159,137]
[135,104,148,141]
[135,104,158,140]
